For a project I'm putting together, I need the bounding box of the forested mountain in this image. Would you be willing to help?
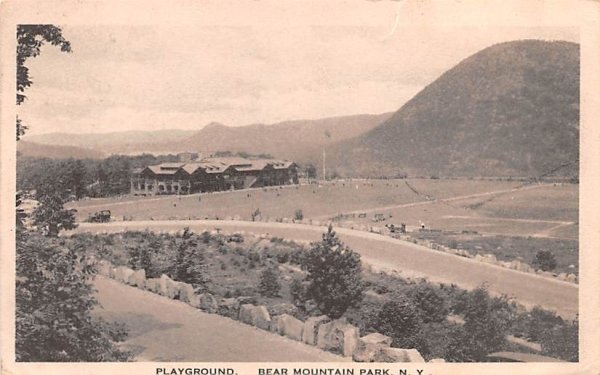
[327,40,579,178]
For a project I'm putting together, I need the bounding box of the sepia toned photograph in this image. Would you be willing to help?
[1,0,599,374]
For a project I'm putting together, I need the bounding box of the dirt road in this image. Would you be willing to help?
[75,220,578,318]
[93,276,348,362]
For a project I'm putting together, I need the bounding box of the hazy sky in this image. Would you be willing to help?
[17,0,579,135]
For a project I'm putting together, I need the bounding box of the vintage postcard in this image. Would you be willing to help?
[1,1,599,375]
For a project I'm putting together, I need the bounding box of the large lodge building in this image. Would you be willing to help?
[131,155,299,196]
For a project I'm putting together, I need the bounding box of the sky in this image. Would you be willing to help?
[16,0,579,136]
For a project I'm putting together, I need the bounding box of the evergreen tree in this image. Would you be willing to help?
[174,228,208,291]
[303,225,364,318]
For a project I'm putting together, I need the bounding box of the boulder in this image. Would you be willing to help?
[218,298,239,318]
[109,267,117,279]
[317,319,360,357]
[302,315,331,345]
[199,293,219,313]
[271,314,304,341]
[429,358,446,363]
[188,293,202,308]
[158,274,180,299]
[353,332,393,362]
[96,260,113,277]
[239,304,271,330]
[114,266,135,283]
[145,278,160,293]
[374,347,425,363]
[567,273,578,283]
[178,282,195,303]
[127,269,146,288]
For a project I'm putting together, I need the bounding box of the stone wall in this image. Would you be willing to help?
[98,260,428,362]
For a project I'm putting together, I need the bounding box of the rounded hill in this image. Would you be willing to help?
[330,40,580,178]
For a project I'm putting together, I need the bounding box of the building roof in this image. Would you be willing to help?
[141,157,296,177]
[201,157,253,167]
[147,165,181,175]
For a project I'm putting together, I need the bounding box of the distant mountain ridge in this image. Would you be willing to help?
[327,40,580,178]
[25,129,196,155]
[22,113,392,161]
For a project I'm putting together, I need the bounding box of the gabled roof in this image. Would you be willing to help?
[270,160,295,169]
[147,164,182,175]
[200,157,253,168]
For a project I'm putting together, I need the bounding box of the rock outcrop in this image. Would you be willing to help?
[271,314,304,341]
[316,319,359,357]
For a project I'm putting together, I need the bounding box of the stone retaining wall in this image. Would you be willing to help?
[97,260,427,362]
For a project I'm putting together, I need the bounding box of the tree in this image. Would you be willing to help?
[304,164,317,179]
[540,317,578,362]
[16,233,130,361]
[407,282,449,323]
[303,225,364,318]
[17,25,72,140]
[258,266,281,297]
[174,228,208,291]
[368,297,424,350]
[533,250,557,272]
[33,193,77,237]
[294,209,304,221]
[445,286,510,362]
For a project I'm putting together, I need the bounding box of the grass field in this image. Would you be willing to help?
[67,179,578,240]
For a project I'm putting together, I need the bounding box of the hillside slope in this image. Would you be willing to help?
[175,113,392,161]
[328,40,580,178]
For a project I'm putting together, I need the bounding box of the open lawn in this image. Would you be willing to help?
[69,178,527,223]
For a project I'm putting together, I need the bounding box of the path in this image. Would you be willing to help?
[74,220,578,318]
[93,276,349,362]
[313,183,550,219]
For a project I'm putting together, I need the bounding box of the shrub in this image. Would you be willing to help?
[367,297,424,350]
[526,306,564,341]
[294,209,304,221]
[533,250,557,271]
[303,225,364,318]
[258,266,281,297]
[540,317,578,362]
[407,283,449,323]
[445,286,510,362]
[290,279,308,308]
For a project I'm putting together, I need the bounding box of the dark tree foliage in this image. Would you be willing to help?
[445,286,511,362]
[524,306,564,341]
[533,250,558,272]
[16,233,130,361]
[303,225,364,318]
[258,266,281,297]
[540,317,578,362]
[17,154,181,198]
[127,244,153,276]
[304,164,317,179]
[16,25,72,140]
[367,297,424,350]
[406,282,450,323]
[33,193,77,237]
[174,228,209,291]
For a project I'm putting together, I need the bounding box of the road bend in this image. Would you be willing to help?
[75,220,578,319]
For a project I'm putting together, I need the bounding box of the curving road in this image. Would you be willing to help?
[93,276,348,361]
[74,220,578,319]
